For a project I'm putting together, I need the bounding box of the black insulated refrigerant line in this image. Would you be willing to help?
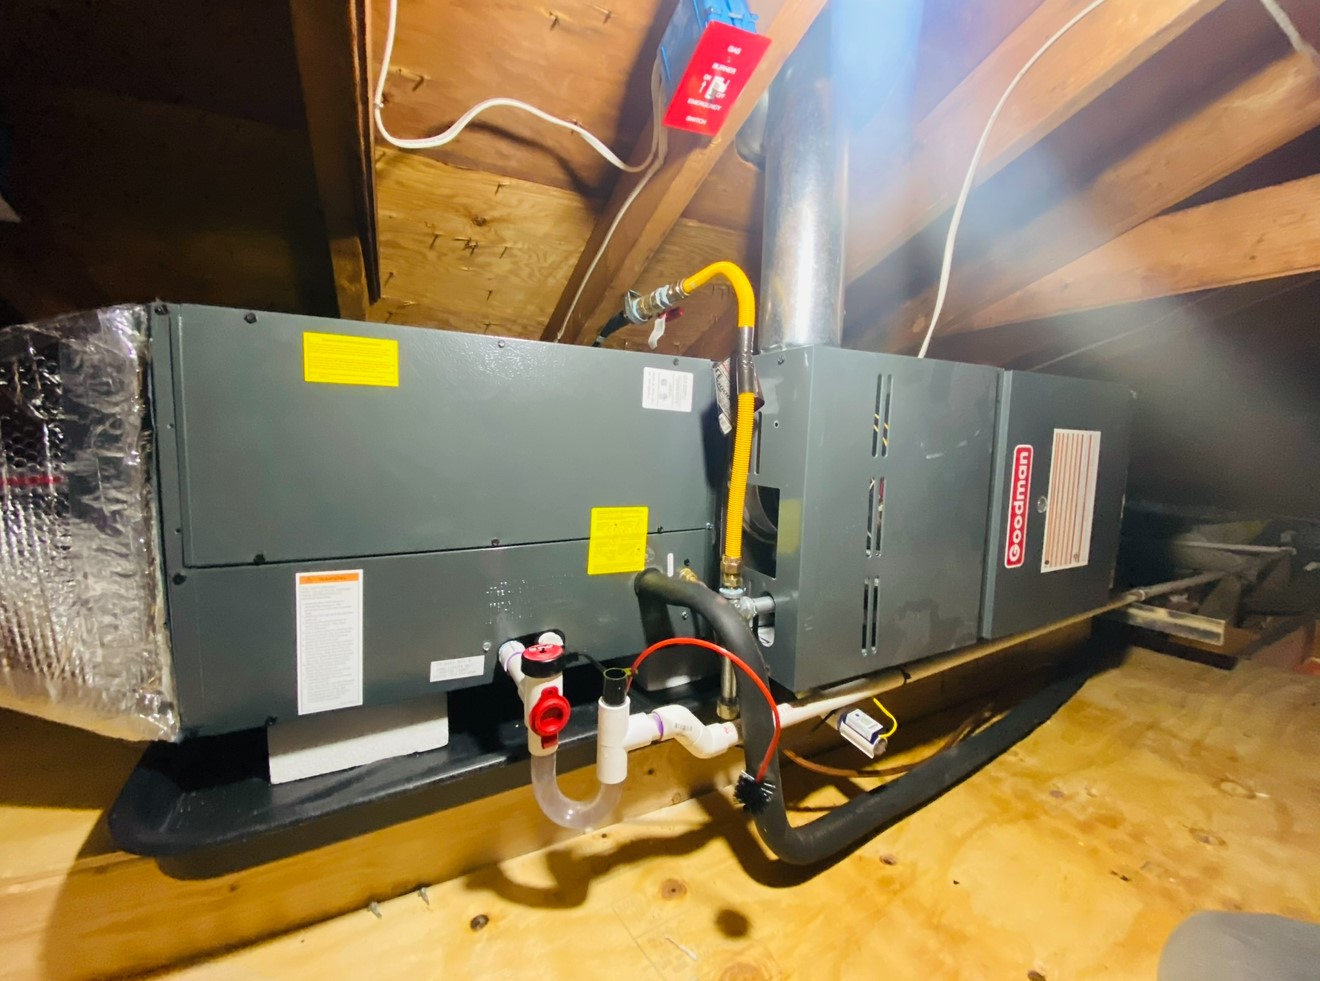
[634,569,1092,866]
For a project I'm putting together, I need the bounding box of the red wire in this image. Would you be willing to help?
[629,637,782,783]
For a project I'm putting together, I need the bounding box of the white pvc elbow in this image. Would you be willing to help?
[651,705,740,758]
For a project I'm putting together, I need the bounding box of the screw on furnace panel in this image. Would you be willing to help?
[244,312,257,324]
[497,339,506,348]
[482,641,492,652]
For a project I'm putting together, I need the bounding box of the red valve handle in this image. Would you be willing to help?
[528,688,571,749]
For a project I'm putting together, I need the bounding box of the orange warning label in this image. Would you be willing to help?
[297,572,362,586]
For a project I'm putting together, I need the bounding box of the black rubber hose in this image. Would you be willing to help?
[591,312,630,347]
[634,569,1092,866]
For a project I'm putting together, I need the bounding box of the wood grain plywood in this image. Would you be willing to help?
[0,619,1087,979]
[370,149,596,336]
[171,649,1320,980]
[373,148,753,346]
[0,711,745,980]
[369,0,668,197]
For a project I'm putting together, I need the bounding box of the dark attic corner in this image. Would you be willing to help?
[0,0,1317,978]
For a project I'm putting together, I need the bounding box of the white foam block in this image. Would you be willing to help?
[267,693,449,784]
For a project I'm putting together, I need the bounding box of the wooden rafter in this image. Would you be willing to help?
[856,49,1320,352]
[541,0,829,345]
[842,0,1229,288]
[290,0,380,320]
[972,173,1320,330]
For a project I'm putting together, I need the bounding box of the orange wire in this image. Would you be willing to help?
[629,637,781,782]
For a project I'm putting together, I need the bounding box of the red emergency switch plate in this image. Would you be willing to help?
[662,22,771,137]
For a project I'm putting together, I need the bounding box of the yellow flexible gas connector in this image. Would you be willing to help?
[680,262,756,588]
[681,262,755,328]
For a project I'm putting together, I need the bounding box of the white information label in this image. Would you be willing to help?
[295,570,364,715]
[1040,429,1102,573]
[429,655,486,683]
[713,359,734,434]
[642,366,694,413]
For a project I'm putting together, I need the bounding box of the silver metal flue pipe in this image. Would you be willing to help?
[758,18,848,351]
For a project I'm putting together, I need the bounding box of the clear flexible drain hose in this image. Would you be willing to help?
[530,752,622,830]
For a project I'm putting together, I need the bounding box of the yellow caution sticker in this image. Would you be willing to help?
[587,506,649,575]
[303,332,399,388]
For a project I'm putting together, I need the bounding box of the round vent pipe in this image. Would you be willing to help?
[758,17,848,351]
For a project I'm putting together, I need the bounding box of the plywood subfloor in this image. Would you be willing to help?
[166,648,1320,979]
[0,619,1085,980]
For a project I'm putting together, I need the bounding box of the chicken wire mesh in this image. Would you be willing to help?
[0,304,176,740]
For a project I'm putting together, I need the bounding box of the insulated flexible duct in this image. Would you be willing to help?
[634,570,1092,866]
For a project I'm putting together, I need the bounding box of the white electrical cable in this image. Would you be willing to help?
[556,66,668,342]
[374,0,654,173]
[916,0,1113,359]
[1257,0,1320,69]
[917,0,1319,360]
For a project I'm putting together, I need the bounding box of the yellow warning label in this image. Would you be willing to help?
[587,506,649,575]
[303,332,399,388]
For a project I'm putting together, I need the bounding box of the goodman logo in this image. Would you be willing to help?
[1004,444,1033,568]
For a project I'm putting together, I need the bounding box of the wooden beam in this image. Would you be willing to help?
[971,173,1320,329]
[541,0,829,345]
[858,49,1320,352]
[843,0,1228,288]
[290,0,379,320]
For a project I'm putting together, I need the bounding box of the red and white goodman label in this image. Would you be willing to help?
[1004,444,1033,569]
